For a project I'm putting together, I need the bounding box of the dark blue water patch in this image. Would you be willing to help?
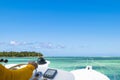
[73,66,86,69]
[62,66,85,69]
[108,74,120,80]
[46,57,94,61]
[46,57,120,60]
[92,66,108,69]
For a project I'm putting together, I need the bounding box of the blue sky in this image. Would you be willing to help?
[0,0,120,56]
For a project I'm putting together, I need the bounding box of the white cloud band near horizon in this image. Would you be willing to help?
[0,41,66,50]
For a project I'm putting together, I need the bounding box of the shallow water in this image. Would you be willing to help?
[1,57,120,80]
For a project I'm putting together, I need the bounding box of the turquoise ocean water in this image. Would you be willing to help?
[1,57,120,80]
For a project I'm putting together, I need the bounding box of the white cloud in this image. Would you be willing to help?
[10,41,19,46]
[9,41,36,46]
[39,42,54,49]
[35,42,66,49]
[56,44,65,49]
[0,41,66,50]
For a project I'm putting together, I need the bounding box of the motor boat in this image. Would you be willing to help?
[3,58,110,80]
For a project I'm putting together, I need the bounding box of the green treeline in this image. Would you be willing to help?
[0,51,43,57]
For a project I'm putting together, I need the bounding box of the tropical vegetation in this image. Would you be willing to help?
[0,51,43,57]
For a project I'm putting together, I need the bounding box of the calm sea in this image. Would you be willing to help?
[1,57,120,80]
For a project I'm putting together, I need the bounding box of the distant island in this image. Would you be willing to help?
[0,51,43,57]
